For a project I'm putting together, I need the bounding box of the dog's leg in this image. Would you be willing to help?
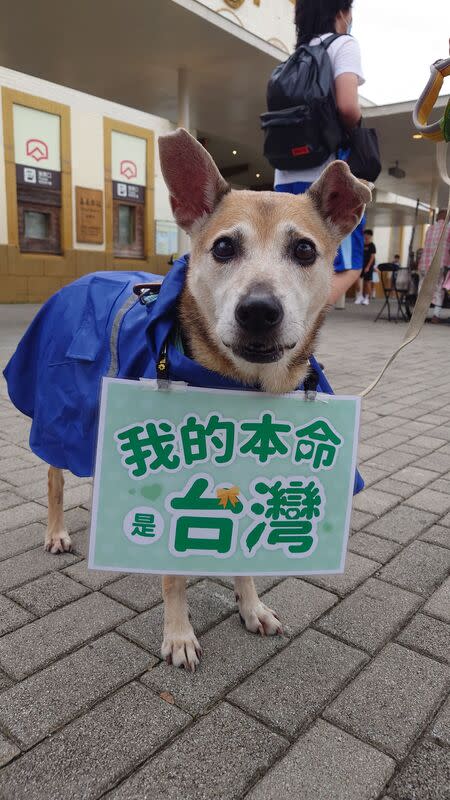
[44,466,72,554]
[161,576,202,671]
[234,577,282,636]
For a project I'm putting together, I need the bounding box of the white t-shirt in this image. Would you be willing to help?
[274,33,365,187]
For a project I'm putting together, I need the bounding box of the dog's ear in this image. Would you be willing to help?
[308,161,373,239]
[158,129,230,232]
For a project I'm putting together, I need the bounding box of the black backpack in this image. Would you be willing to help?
[261,34,345,171]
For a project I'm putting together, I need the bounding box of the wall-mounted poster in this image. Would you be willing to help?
[76,187,103,244]
[155,220,178,255]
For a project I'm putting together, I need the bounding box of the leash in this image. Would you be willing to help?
[360,58,450,398]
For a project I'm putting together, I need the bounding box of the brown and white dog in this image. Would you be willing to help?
[45,129,371,670]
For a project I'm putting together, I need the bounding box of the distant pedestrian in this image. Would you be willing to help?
[392,253,411,294]
[418,210,450,323]
[355,228,376,305]
[273,0,366,306]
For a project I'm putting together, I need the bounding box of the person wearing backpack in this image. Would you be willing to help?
[262,0,366,304]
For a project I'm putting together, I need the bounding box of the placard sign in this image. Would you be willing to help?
[16,164,61,190]
[112,182,145,203]
[89,380,360,576]
[76,187,103,244]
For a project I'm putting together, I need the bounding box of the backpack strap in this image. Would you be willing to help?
[295,32,345,55]
[321,33,346,50]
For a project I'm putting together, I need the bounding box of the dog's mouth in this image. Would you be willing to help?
[224,340,296,364]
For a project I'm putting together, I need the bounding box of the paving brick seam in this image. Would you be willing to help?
[1,574,336,681]
[0,673,197,772]
[145,610,371,731]
[116,597,242,656]
[0,540,44,566]
[317,713,403,762]
[143,602,367,724]
[1,546,447,774]
[39,683,196,799]
[313,568,449,660]
[309,594,423,658]
[0,626,150,697]
[101,574,281,616]
[0,721,22,756]
[140,625,293,712]
[224,643,371,744]
[373,562,449,598]
[218,590,449,795]
[0,554,83,589]
[319,671,449,765]
[421,607,450,625]
[3,586,93,619]
[228,631,369,728]
[240,717,395,800]
[106,698,286,798]
[237,737,295,800]
[2,310,450,796]
[0,605,138,680]
[95,700,290,800]
[391,636,450,667]
[372,470,450,496]
[0,660,159,754]
[4,565,443,706]
[356,506,450,558]
[367,438,450,473]
[224,695,307,745]
[375,699,450,800]
[420,533,450,550]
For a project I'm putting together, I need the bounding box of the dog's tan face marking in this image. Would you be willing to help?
[159,129,372,394]
[182,189,336,392]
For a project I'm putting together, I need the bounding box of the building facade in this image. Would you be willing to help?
[0,1,299,302]
[0,68,180,303]
[196,0,296,52]
[0,0,440,302]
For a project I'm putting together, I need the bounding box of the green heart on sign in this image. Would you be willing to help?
[140,484,162,501]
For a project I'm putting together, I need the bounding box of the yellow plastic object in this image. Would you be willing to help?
[413,58,450,142]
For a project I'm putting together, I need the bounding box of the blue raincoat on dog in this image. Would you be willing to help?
[4,255,363,491]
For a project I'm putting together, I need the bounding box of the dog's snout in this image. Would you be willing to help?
[235,291,284,334]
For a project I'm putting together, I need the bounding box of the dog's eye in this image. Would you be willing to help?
[212,237,236,262]
[293,239,317,266]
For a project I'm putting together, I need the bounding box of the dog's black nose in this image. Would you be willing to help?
[235,292,284,334]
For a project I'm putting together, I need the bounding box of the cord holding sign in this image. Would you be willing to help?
[360,57,450,398]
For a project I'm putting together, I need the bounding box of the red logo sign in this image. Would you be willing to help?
[291,145,311,157]
[120,160,137,180]
[26,138,49,162]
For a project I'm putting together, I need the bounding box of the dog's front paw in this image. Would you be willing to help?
[238,600,283,636]
[161,624,202,671]
[44,530,72,554]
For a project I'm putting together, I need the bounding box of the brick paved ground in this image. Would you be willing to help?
[0,300,448,799]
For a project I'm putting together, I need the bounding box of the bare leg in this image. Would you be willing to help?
[161,576,201,670]
[45,466,72,553]
[234,577,282,636]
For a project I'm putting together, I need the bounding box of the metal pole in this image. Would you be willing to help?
[407,198,420,272]
[178,68,190,130]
